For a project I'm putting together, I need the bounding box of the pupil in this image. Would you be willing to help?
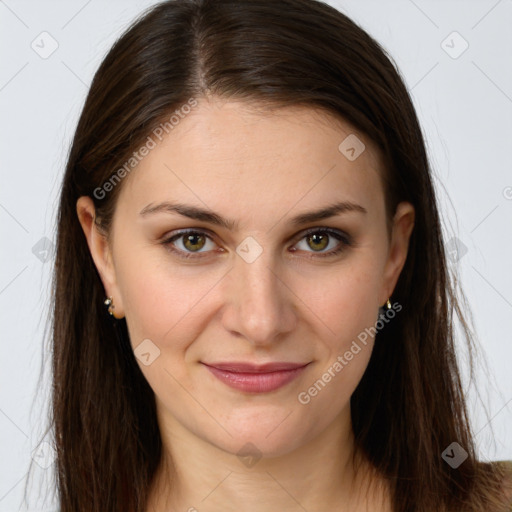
[309,233,328,251]
[185,234,204,251]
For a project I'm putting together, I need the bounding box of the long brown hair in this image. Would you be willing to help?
[26,0,511,510]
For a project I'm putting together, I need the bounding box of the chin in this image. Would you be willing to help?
[208,411,313,460]
[219,432,304,463]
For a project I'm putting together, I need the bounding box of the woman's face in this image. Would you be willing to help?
[80,98,414,459]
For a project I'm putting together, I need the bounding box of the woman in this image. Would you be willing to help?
[43,0,512,510]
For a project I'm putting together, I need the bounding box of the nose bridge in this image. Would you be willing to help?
[225,239,295,344]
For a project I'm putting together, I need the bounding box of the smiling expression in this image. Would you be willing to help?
[79,97,414,458]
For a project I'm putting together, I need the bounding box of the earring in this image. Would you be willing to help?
[104,296,116,317]
[385,298,392,310]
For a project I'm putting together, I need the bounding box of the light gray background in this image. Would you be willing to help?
[1,0,511,510]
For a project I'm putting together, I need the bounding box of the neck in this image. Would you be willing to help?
[146,409,390,512]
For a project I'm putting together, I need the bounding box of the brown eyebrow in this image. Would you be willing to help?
[139,200,367,230]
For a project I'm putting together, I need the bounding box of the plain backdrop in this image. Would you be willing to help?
[1,0,511,510]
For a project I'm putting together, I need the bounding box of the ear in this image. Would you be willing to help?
[76,196,125,319]
[379,201,415,306]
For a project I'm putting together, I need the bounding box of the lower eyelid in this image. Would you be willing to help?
[166,232,216,255]
[163,229,350,257]
[295,232,346,252]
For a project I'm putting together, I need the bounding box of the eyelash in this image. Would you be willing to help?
[160,227,352,260]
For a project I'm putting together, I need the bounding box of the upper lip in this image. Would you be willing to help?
[202,361,310,373]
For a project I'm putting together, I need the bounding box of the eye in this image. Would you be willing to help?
[161,227,352,260]
[162,230,218,259]
[292,228,351,257]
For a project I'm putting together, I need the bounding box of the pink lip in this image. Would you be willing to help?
[202,361,310,393]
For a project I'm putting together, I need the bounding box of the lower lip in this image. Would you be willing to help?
[203,364,309,393]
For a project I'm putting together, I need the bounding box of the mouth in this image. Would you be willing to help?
[201,361,311,393]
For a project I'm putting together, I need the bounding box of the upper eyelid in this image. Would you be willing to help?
[165,226,348,249]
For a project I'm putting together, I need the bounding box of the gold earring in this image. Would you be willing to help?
[104,296,115,317]
[385,298,392,310]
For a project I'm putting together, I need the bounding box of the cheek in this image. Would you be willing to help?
[293,258,382,398]
[304,263,382,346]
[116,250,226,351]
[117,259,223,403]
[293,269,380,419]
[118,243,383,357]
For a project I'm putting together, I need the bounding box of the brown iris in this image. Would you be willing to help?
[183,233,206,252]
[306,232,329,251]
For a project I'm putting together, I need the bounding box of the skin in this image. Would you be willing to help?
[77,97,415,512]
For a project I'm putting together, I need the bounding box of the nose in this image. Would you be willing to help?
[220,247,297,346]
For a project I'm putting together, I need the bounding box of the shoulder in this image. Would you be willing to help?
[471,459,512,511]
[495,459,512,480]
[494,460,512,507]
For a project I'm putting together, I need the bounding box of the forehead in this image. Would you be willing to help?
[117,98,385,222]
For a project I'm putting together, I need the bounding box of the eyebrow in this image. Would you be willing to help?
[139,200,367,230]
